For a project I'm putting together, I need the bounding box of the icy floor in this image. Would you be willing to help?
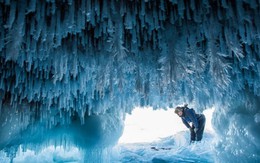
[112,131,215,163]
[1,107,216,163]
[0,131,215,163]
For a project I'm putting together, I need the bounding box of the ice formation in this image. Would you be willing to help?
[0,0,259,162]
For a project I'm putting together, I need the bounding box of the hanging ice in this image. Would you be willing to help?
[0,0,260,162]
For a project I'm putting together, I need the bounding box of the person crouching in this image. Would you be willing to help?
[174,104,206,143]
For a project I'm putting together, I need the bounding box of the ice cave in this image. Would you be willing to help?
[0,0,260,162]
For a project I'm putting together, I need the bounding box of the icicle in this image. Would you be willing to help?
[4,0,16,28]
[159,0,165,11]
[217,5,223,20]
[140,0,146,16]
[0,26,4,52]
[68,1,75,32]
[238,21,246,44]
[0,98,2,116]
[94,24,100,38]
[185,4,191,20]
[51,1,56,15]
[202,0,210,8]
[177,0,185,18]
[77,3,85,29]
[26,0,36,14]
[67,0,72,5]
[152,3,159,30]
[90,9,96,26]
[75,6,83,33]
[94,0,100,17]
[120,0,126,17]
[221,0,228,8]
[169,6,175,24]
[86,0,91,22]
[152,31,156,49]
[246,23,253,45]
[3,0,10,5]
[34,2,45,40]
[132,28,137,44]
[55,12,62,47]
[124,10,133,29]
[16,1,25,30]
[236,0,244,22]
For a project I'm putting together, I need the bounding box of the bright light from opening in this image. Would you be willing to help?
[119,107,214,144]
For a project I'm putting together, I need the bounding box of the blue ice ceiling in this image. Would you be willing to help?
[0,0,260,162]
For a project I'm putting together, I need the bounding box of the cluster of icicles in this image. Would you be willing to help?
[0,0,259,126]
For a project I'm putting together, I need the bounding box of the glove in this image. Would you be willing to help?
[189,128,194,132]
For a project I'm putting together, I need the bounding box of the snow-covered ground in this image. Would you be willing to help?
[112,108,216,162]
[0,131,215,163]
[112,131,215,163]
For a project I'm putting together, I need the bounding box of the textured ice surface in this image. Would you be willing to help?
[1,131,214,163]
[0,0,260,162]
[113,131,215,163]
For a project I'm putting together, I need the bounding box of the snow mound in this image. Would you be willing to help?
[113,131,215,163]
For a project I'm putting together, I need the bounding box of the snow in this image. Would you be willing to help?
[0,131,215,163]
[119,107,214,144]
[114,107,216,162]
[113,132,215,163]
[12,146,82,163]
[0,0,260,162]
[119,107,186,143]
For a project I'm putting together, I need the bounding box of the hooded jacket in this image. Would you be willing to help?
[180,107,201,129]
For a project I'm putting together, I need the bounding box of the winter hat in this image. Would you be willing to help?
[174,106,183,114]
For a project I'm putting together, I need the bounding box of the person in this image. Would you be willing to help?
[174,104,206,143]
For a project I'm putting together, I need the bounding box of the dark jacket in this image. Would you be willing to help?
[181,108,201,129]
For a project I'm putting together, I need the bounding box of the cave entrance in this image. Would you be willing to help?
[119,107,215,144]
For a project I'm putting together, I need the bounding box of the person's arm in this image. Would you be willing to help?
[181,118,191,128]
[186,109,199,129]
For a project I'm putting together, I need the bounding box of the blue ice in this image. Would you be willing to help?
[0,0,260,162]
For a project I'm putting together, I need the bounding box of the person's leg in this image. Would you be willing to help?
[190,125,196,143]
[195,114,206,141]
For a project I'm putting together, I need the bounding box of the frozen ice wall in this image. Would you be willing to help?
[0,0,259,162]
[212,91,260,162]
